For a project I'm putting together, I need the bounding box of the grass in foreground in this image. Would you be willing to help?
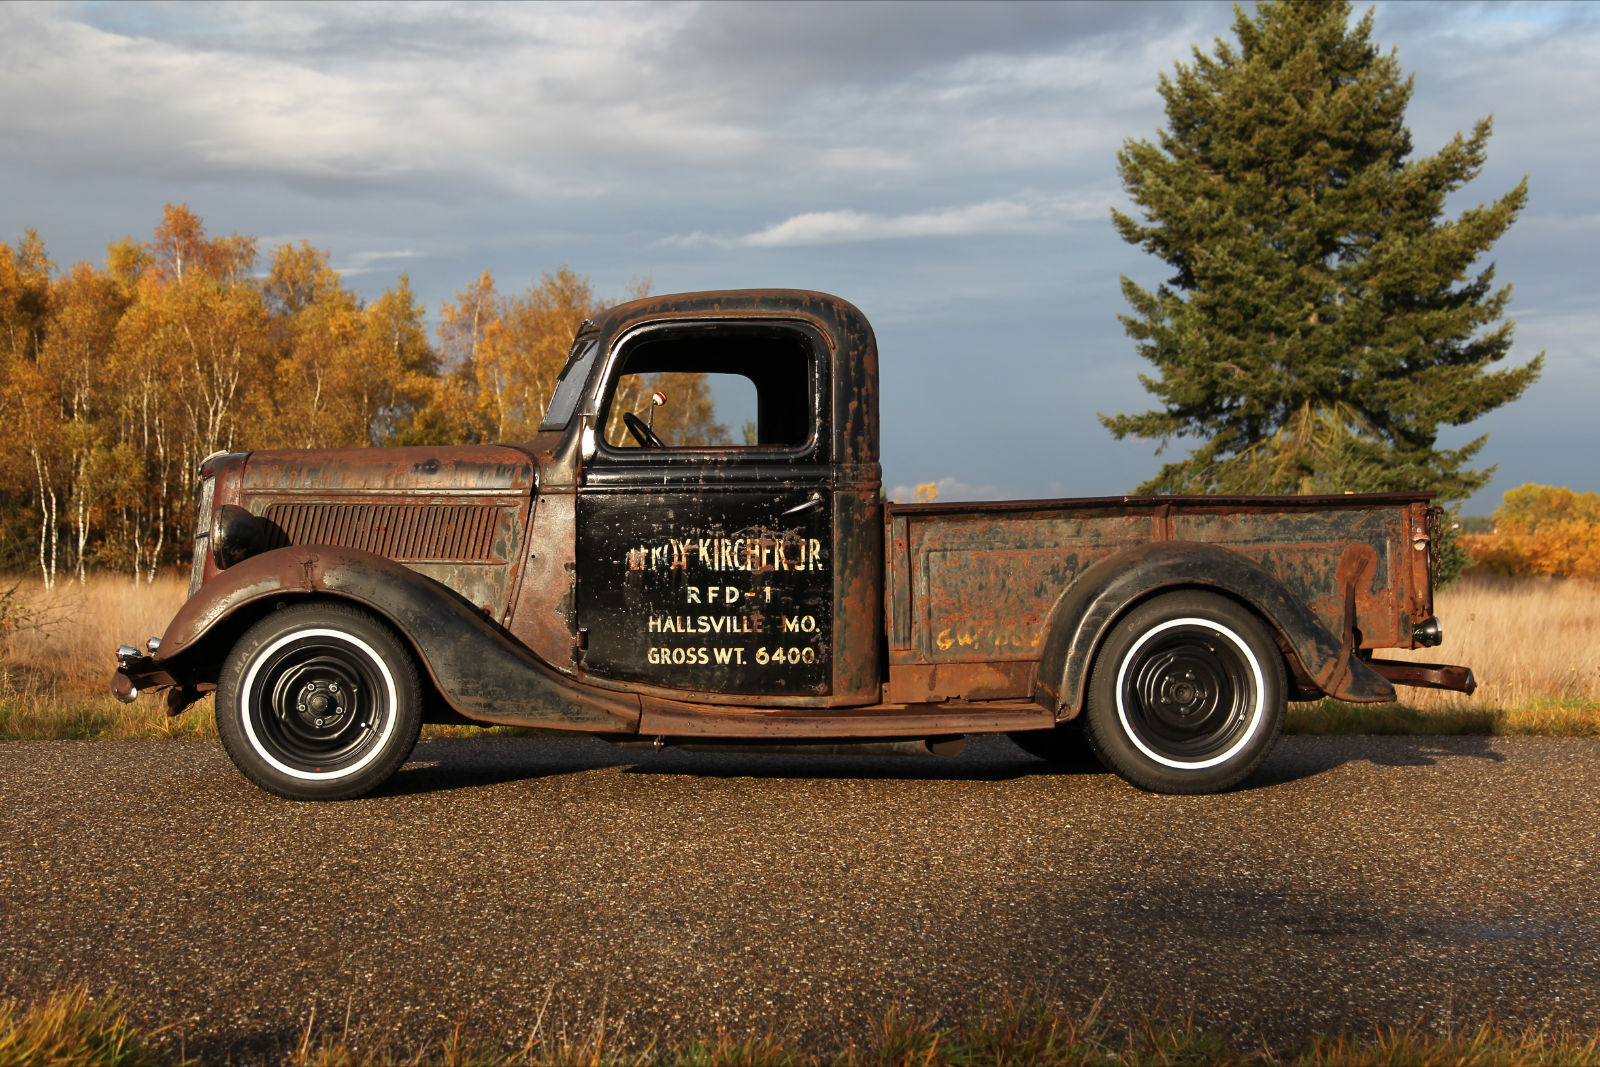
[4,985,1599,1067]
[0,986,165,1067]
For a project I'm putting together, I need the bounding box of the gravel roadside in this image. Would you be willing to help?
[1,734,1597,1060]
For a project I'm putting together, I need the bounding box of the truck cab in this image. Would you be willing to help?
[548,291,881,706]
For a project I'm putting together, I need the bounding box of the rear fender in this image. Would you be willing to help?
[1032,540,1394,716]
[150,545,639,731]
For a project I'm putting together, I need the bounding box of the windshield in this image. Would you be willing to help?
[538,337,601,432]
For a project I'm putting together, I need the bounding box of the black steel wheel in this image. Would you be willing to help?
[1082,591,1285,794]
[216,602,421,801]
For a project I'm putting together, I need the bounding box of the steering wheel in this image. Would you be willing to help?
[623,411,667,449]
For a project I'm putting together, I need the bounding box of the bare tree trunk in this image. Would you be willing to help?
[147,413,170,583]
[75,492,88,585]
[32,451,57,590]
[147,496,165,584]
[129,502,142,583]
[49,485,59,587]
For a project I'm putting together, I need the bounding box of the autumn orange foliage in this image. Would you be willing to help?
[0,206,676,587]
[1461,484,1600,579]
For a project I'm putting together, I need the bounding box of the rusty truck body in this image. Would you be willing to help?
[113,289,1474,799]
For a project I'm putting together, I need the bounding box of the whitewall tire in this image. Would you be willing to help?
[1082,591,1286,794]
[216,602,422,801]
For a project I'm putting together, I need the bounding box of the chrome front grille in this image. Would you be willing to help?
[189,474,217,597]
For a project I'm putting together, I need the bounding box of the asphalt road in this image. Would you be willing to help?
[2,734,1597,1060]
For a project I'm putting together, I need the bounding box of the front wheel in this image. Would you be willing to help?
[216,602,422,801]
[1082,591,1285,795]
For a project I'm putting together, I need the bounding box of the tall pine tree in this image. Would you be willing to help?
[1103,0,1541,504]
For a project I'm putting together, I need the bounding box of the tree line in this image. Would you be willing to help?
[0,205,650,585]
[1462,485,1600,581]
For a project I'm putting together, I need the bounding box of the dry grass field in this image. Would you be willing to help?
[0,573,203,739]
[1390,572,1600,711]
[3,572,187,687]
[2,570,1597,740]
[1289,571,1600,735]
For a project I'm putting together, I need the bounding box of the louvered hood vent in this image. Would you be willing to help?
[262,503,503,563]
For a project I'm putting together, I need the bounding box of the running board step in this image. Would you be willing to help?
[609,736,968,758]
[636,697,1054,739]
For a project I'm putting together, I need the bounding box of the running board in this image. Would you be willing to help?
[609,736,968,758]
[636,697,1055,740]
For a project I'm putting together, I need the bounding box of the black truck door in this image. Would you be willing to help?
[574,320,834,698]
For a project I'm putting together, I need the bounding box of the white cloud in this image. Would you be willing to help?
[744,201,1029,247]
[0,3,727,191]
[336,248,426,277]
[663,191,1111,249]
[0,2,1212,206]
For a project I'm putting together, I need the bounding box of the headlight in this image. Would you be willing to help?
[212,505,267,569]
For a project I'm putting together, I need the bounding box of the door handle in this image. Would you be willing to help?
[781,492,824,517]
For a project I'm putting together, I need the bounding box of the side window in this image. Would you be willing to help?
[598,326,816,453]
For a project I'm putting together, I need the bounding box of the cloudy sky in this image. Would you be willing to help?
[2,1,1594,513]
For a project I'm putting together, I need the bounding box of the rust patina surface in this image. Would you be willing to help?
[113,289,1473,798]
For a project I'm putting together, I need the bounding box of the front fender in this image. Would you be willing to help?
[145,545,639,731]
[1032,540,1395,716]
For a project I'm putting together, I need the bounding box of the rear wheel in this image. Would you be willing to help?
[216,602,421,801]
[1083,591,1285,794]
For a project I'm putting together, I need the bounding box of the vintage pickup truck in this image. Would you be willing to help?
[113,289,1474,799]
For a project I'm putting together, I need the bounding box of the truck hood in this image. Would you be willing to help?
[238,445,537,494]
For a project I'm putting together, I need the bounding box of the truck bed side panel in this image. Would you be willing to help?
[886,494,1432,676]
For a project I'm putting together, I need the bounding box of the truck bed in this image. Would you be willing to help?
[884,493,1437,704]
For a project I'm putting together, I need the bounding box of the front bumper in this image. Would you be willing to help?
[112,645,209,713]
